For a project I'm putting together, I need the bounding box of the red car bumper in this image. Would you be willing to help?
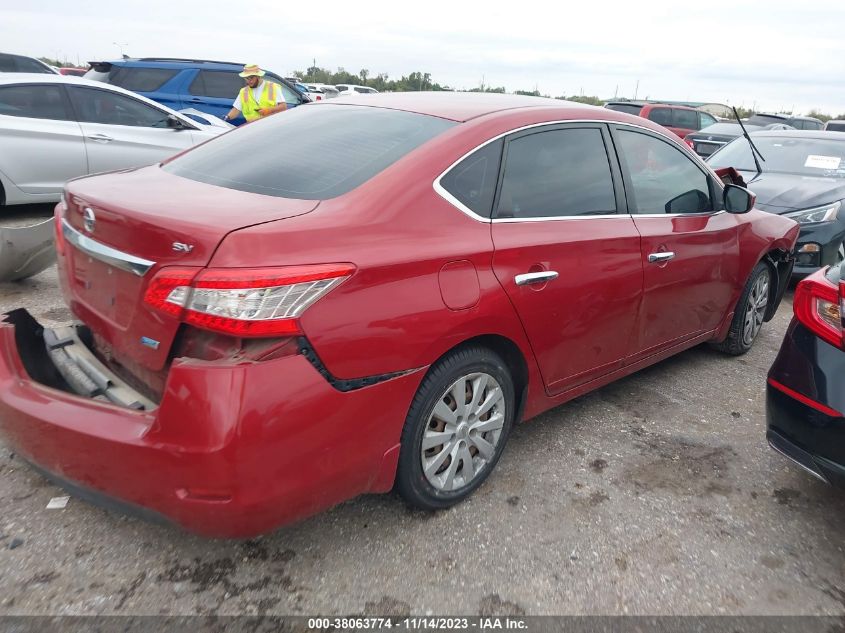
[0,314,424,537]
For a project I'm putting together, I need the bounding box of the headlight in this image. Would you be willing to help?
[785,200,841,224]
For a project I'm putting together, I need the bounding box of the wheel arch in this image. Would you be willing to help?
[428,334,530,426]
[762,247,794,322]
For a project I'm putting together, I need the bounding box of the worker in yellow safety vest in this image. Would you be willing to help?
[223,64,287,123]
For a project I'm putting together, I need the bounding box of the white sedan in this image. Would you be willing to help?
[0,74,231,206]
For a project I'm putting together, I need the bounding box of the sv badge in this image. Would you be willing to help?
[172,242,195,253]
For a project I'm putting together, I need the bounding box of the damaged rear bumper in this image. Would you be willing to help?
[0,310,423,537]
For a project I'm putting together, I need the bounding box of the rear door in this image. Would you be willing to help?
[609,125,741,360]
[490,123,643,395]
[184,69,243,119]
[67,85,200,174]
[0,83,86,194]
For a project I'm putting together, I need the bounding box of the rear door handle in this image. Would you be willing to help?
[647,252,675,263]
[515,271,559,286]
[87,134,113,143]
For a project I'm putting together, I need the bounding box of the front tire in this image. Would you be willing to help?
[395,346,515,511]
[712,261,771,355]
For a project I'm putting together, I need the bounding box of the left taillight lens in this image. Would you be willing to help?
[143,264,355,337]
[793,270,844,349]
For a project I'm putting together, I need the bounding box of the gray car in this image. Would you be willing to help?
[0,74,230,206]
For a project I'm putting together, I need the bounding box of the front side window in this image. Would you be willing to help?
[109,67,178,92]
[647,108,672,126]
[496,127,617,219]
[0,84,71,121]
[700,112,717,128]
[439,139,503,217]
[164,104,455,199]
[674,109,698,129]
[68,87,171,127]
[616,129,713,214]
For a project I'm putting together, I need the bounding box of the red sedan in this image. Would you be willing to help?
[0,93,799,537]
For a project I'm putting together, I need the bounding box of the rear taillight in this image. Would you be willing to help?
[143,264,355,337]
[684,138,695,149]
[793,271,844,349]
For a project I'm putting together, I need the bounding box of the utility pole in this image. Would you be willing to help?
[633,79,639,100]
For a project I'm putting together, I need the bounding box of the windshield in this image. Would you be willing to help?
[708,136,845,178]
[163,105,455,199]
[605,103,643,116]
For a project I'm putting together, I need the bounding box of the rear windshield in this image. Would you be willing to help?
[163,105,455,199]
[605,103,643,116]
[826,121,845,132]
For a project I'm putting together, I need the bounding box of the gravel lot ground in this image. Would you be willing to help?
[0,204,842,616]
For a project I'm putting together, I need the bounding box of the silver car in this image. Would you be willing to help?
[0,74,231,206]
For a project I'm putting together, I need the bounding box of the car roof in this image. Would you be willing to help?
[323,91,636,123]
[91,58,247,70]
[749,129,845,140]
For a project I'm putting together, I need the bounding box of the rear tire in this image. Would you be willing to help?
[711,262,771,355]
[395,346,515,511]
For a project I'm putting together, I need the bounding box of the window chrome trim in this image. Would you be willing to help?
[61,218,155,277]
[432,118,689,224]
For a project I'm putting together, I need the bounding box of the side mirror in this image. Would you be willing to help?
[723,184,755,213]
[166,114,187,130]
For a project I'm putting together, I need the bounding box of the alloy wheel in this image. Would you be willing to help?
[421,372,506,492]
[742,272,769,346]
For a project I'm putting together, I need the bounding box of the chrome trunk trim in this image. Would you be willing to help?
[61,218,155,277]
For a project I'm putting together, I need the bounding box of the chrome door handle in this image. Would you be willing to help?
[515,271,559,286]
[87,134,114,143]
[647,252,675,263]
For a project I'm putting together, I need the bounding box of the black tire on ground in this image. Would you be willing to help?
[711,261,772,356]
[395,346,516,511]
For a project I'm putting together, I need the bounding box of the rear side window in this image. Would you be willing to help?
[647,108,672,126]
[14,55,53,73]
[164,105,455,199]
[674,109,698,129]
[0,84,71,120]
[0,54,15,72]
[109,67,178,92]
[189,70,241,99]
[496,127,617,219]
[439,139,503,217]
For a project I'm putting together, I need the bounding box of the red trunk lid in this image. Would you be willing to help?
[61,166,319,372]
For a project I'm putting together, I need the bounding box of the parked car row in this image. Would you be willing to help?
[0,92,804,536]
[0,53,841,536]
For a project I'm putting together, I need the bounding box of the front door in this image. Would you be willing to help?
[67,86,196,174]
[610,125,741,360]
[490,124,643,395]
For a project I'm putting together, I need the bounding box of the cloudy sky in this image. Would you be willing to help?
[6,0,845,115]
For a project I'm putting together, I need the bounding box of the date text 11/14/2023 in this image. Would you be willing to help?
[307,617,529,630]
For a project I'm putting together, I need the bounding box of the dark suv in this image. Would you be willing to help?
[84,58,308,124]
[604,101,718,139]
